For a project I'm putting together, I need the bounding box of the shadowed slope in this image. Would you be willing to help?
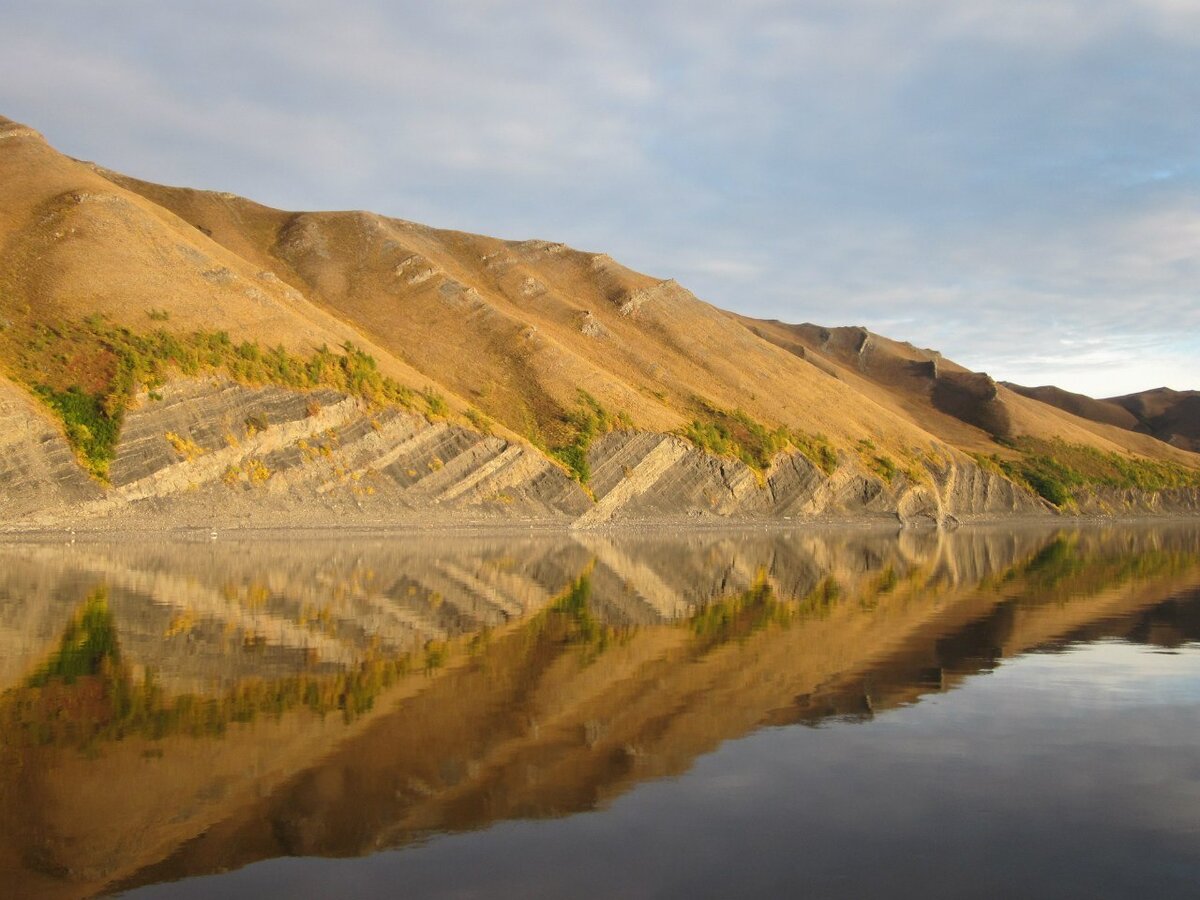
[1106,388,1200,452]
[1004,383,1200,453]
[742,317,1199,465]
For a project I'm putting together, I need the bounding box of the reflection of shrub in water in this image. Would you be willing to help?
[690,580,795,651]
[797,577,842,620]
[548,574,630,662]
[1016,534,1189,601]
[3,586,423,750]
[27,588,121,687]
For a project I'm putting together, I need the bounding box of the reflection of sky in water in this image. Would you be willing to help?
[986,639,1200,709]
[127,639,1200,900]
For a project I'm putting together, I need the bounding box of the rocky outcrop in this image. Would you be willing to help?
[0,380,102,517]
[5,376,1200,532]
[0,377,590,530]
[580,431,1048,527]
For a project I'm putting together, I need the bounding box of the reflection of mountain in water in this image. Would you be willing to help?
[0,528,1065,694]
[0,525,1198,899]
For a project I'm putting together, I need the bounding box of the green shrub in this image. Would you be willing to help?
[551,443,591,484]
[9,318,426,482]
[33,385,121,479]
[465,406,492,434]
[794,432,839,475]
[422,388,449,417]
[985,437,1200,507]
[870,454,897,483]
[682,404,838,475]
[550,390,628,484]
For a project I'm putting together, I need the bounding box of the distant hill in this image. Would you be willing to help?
[1005,384,1200,453]
[0,113,1197,530]
[1107,388,1200,452]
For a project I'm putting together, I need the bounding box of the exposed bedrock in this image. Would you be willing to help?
[2,378,1198,531]
[581,431,1048,527]
[0,380,103,519]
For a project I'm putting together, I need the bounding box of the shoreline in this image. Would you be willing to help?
[3,512,1198,544]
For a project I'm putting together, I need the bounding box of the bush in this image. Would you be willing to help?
[870,454,897,483]
[10,318,426,482]
[682,404,838,475]
[33,385,121,479]
[983,437,1200,507]
[794,432,839,475]
[550,390,628,484]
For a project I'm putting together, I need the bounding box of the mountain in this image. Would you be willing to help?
[0,113,1197,530]
[1004,383,1200,453]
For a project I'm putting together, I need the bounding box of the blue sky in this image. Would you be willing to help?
[2,0,1197,396]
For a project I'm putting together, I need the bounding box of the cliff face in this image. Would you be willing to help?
[0,374,1060,530]
[6,371,1200,531]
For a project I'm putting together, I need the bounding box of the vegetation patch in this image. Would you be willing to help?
[32,385,122,479]
[869,454,897,483]
[464,406,493,434]
[1,316,447,482]
[689,579,793,650]
[854,438,898,483]
[164,430,205,461]
[979,437,1200,507]
[549,390,632,484]
[684,404,837,475]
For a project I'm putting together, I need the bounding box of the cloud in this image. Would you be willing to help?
[0,0,1195,395]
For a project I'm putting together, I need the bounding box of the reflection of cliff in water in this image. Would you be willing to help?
[0,527,1064,694]
[0,524,1197,900]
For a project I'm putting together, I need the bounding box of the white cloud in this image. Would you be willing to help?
[0,0,1196,394]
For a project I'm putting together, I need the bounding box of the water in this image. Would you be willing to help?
[1,525,1198,899]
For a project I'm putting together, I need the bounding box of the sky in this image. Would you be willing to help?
[2,0,1197,397]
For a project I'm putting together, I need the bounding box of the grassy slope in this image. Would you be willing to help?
[0,117,445,399]
[98,168,942,459]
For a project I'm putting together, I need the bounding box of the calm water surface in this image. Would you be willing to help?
[1,525,1198,898]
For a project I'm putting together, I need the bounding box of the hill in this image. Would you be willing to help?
[1004,383,1200,453]
[0,113,1197,530]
